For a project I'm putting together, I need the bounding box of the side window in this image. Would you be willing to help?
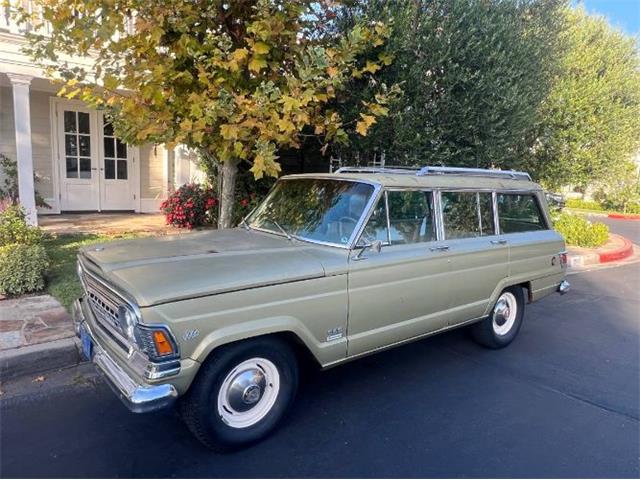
[361,196,388,243]
[361,190,436,245]
[441,191,495,239]
[387,190,436,245]
[497,193,547,233]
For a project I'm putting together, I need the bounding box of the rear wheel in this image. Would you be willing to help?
[179,337,298,452]
[470,286,525,349]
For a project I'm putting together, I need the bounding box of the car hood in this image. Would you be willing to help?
[80,228,340,307]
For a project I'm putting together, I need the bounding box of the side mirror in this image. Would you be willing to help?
[353,239,383,260]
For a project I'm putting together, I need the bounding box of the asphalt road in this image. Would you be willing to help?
[1,231,639,478]
[588,215,640,244]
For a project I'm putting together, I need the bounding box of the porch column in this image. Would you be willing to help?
[7,73,37,225]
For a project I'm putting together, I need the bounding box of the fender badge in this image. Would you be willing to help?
[183,329,200,341]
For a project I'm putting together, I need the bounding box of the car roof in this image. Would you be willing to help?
[281,171,542,191]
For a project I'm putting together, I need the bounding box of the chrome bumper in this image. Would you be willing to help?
[558,280,571,295]
[72,298,178,413]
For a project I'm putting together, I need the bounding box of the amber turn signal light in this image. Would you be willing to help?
[153,330,174,356]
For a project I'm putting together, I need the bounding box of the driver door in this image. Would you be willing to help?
[346,189,453,356]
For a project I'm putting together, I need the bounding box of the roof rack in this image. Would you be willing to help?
[335,165,531,181]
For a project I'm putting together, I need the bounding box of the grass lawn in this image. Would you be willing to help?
[43,232,143,311]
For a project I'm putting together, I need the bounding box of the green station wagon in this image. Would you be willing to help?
[72,166,570,451]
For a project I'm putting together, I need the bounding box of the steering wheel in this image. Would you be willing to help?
[338,216,358,239]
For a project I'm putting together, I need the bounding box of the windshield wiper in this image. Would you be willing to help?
[271,219,294,242]
[240,217,251,231]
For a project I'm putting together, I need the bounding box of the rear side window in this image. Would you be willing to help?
[441,192,495,239]
[497,193,547,233]
[361,190,436,245]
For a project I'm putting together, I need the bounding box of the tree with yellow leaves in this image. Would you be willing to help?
[20,0,397,227]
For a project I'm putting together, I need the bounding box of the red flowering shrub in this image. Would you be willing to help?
[160,183,218,229]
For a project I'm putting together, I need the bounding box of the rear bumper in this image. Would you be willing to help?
[557,280,571,295]
[72,298,178,413]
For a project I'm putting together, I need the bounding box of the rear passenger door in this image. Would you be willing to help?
[440,191,510,325]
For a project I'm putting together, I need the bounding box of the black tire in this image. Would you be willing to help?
[179,336,299,452]
[470,286,525,349]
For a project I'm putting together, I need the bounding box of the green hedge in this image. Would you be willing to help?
[0,243,49,295]
[0,204,49,296]
[554,212,609,248]
[565,198,604,211]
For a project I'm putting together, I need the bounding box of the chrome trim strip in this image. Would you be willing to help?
[492,191,501,235]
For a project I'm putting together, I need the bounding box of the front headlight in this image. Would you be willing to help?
[117,305,138,342]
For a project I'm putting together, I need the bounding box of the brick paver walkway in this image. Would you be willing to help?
[0,295,74,351]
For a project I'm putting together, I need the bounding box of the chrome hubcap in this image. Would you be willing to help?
[492,292,517,336]
[217,358,280,429]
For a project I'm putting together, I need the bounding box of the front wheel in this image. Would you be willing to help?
[470,286,525,349]
[179,337,299,452]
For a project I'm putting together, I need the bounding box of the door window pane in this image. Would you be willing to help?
[497,194,547,233]
[361,195,388,244]
[79,158,92,179]
[104,159,116,179]
[66,157,78,178]
[64,111,76,133]
[388,190,435,245]
[103,121,114,136]
[117,160,128,180]
[104,137,115,158]
[116,140,127,159]
[65,134,77,156]
[79,135,91,156]
[78,112,90,134]
[442,191,495,239]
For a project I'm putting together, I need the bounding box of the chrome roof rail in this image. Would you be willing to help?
[334,165,532,181]
[417,166,531,181]
[334,166,421,175]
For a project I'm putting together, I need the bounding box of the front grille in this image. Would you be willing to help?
[79,262,131,351]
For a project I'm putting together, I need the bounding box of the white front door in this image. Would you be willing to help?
[99,117,134,210]
[57,105,100,211]
[56,102,136,211]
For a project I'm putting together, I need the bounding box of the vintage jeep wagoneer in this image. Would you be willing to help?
[73,166,570,451]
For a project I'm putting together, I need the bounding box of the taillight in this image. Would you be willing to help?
[559,251,568,268]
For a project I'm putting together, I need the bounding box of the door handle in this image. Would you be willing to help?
[429,245,450,252]
[491,239,508,245]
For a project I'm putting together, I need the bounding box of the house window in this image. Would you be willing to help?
[64,111,91,179]
[103,122,128,180]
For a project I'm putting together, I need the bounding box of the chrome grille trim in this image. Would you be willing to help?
[78,258,134,353]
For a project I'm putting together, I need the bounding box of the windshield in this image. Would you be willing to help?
[247,178,375,246]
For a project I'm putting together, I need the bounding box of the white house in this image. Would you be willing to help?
[0,4,204,225]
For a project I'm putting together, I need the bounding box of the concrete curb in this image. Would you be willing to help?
[608,213,640,221]
[0,337,83,381]
[568,234,634,268]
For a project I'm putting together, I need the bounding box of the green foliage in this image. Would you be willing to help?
[0,205,49,295]
[565,198,604,211]
[0,153,51,209]
[534,8,640,190]
[0,243,49,295]
[0,204,43,246]
[553,212,609,247]
[335,0,565,169]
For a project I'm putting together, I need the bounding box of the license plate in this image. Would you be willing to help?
[80,325,92,360]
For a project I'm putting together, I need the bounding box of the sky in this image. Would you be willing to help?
[577,0,640,35]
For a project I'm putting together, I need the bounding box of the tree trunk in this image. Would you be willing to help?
[218,159,239,229]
